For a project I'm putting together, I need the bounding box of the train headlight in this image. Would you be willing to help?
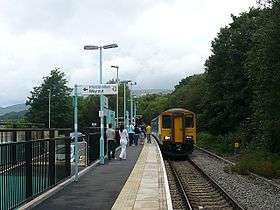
[164,136,171,140]
[186,136,193,141]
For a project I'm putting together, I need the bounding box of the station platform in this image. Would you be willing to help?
[27,138,171,210]
[112,139,171,210]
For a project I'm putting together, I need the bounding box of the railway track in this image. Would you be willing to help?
[166,159,244,210]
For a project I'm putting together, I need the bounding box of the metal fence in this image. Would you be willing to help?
[0,128,71,144]
[0,127,120,209]
[0,137,71,210]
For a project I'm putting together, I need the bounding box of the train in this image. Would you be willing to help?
[151,108,196,156]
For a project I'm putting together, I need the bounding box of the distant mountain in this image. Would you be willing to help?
[132,89,172,97]
[0,104,28,116]
[0,110,27,121]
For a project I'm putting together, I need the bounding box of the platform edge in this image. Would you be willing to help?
[154,139,173,210]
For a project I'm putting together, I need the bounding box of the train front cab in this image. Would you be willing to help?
[160,110,196,156]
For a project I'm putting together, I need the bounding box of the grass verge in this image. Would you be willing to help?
[197,132,280,178]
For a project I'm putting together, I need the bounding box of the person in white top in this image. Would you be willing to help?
[119,124,128,160]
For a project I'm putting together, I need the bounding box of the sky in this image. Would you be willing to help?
[0,0,257,107]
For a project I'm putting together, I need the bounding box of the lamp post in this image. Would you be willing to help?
[128,82,137,125]
[134,97,137,125]
[84,43,118,164]
[120,80,131,128]
[111,65,119,128]
[48,89,51,128]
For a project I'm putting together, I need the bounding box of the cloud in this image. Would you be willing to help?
[0,0,256,106]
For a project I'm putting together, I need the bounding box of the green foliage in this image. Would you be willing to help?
[231,147,280,178]
[138,94,169,123]
[203,8,264,134]
[26,68,72,128]
[197,132,235,155]
[245,1,280,152]
[78,96,99,128]
[168,74,207,130]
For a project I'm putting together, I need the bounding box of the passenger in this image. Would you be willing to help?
[128,124,135,146]
[134,125,140,146]
[119,124,128,160]
[139,126,145,145]
[106,123,116,160]
[146,124,152,143]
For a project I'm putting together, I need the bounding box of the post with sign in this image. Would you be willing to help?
[79,84,117,164]
[74,84,79,181]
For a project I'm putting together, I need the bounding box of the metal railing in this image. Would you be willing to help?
[0,127,120,209]
[0,128,71,144]
[0,137,71,210]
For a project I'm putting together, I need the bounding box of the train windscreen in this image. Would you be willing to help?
[185,116,194,128]
[162,115,171,128]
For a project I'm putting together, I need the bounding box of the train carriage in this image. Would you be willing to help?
[152,108,196,156]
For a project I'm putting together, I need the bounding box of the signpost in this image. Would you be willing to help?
[73,85,79,182]
[72,83,117,180]
[103,96,109,109]
[80,84,117,96]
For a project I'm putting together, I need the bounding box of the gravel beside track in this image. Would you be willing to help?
[191,149,280,210]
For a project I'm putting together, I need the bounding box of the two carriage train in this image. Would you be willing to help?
[151,108,196,156]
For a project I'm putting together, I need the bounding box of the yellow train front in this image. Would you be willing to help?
[152,108,196,157]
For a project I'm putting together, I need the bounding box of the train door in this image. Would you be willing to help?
[173,115,183,142]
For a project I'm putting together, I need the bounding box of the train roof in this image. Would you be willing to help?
[162,108,195,115]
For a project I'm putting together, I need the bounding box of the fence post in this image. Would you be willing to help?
[25,141,32,198]
[12,131,17,164]
[65,138,71,177]
[25,130,32,141]
[48,131,56,186]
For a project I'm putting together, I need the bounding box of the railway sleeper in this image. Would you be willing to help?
[187,189,220,195]
[189,193,225,200]
[191,200,233,209]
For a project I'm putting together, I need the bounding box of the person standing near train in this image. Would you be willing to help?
[128,124,135,146]
[134,125,140,146]
[146,124,152,143]
[119,124,128,160]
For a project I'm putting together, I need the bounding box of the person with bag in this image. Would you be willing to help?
[119,124,128,160]
[134,125,140,146]
[106,123,116,160]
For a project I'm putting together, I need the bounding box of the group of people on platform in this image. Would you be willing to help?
[106,123,152,161]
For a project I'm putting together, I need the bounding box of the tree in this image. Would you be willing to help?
[138,94,169,123]
[203,9,263,134]
[245,1,280,152]
[168,74,208,130]
[26,68,72,128]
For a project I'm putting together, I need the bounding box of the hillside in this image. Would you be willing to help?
[132,89,172,97]
[0,110,27,121]
[0,104,28,116]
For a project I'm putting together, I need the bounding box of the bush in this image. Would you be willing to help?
[197,132,236,155]
[197,132,215,147]
[231,147,280,178]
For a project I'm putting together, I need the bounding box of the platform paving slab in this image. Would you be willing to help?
[111,139,168,210]
[32,145,143,210]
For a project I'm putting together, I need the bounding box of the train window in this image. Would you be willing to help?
[185,116,194,128]
[162,116,171,128]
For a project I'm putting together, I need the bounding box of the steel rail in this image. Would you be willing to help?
[188,158,245,210]
[168,160,193,210]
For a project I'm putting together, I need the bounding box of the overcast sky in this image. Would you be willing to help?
[0,0,257,107]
